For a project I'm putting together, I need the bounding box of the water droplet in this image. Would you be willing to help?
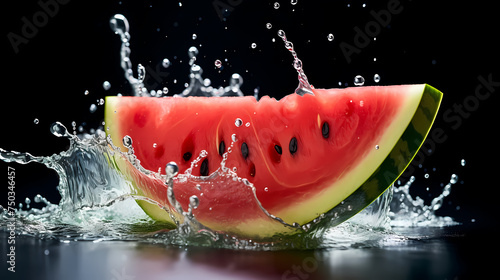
[137,64,146,82]
[50,122,70,138]
[214,59,222,68]
[162,87,169,95]
[103,81,111,90]
[89,104,97,113]
[98,98,105,105]
[44,249,50,256]
[109,14,129,35]
[450,174,459,184]
[33,118,39,124]
[245,122,250,127]
[165,162,179,178]
[231,134,238,142]
[192,33,197,40]
[291,0,298,5]
[25,197,31,205]
[461,159,466,166]
[188,46,199,59]
[196,184,202,191]
[34,194,43,203]
[375,145,380,150]
[235,118,243,127]
[251,43,257,49]
[122,135,133,148]
[424,173,429,179]
[374,74,381,83]
[189,195,199,209]
[84,90,89,95]
[266,23,272,29]
[162,58,171,68]
[354,75,365,86]
[264,187,269,192]
[293,59,303,70]
[274,2,280,9]
[327,33,334,41]
[277,29,285,38]
[153,143,157,148]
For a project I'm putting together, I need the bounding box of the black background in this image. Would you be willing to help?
[1,0,499,233]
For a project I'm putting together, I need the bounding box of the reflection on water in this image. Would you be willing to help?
[2,225,467,280]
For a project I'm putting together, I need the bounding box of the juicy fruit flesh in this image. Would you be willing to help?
[105,84,442,238]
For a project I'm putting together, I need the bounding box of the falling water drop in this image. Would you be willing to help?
[251,43,257,49]
[266,23,272,29]
[327,33,334,41]
[103,81,111,90]
[109,14,129,35]
[33,118,39,124]
[450,174,459,184]
[374,74,381,83]
[277,29,285,38]
[162,58,171,68]
[354,75,365,86]
[214,59,222,68]
[49,122,68,138]
[235,118,243,127]
[461,159,466,166]
[274,2,280,9]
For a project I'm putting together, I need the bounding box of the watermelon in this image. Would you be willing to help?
[104,84,442,238]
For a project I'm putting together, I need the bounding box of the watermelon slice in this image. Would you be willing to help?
[104,84,442,238]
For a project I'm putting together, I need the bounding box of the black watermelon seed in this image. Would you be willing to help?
[241,142,249,159]
[200,158,209,176]
[219,140,225,157]
[289,137,298,155]
[322,121,330,139]
[274,145,282,155]
[183,152,192,162]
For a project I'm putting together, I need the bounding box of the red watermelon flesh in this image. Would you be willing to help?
[105,84,443,238]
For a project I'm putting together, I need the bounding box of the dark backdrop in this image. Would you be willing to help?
[2,0,499,231]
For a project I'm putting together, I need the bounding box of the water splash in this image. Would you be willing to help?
[110,14,147,96]
[277,29,314,96]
